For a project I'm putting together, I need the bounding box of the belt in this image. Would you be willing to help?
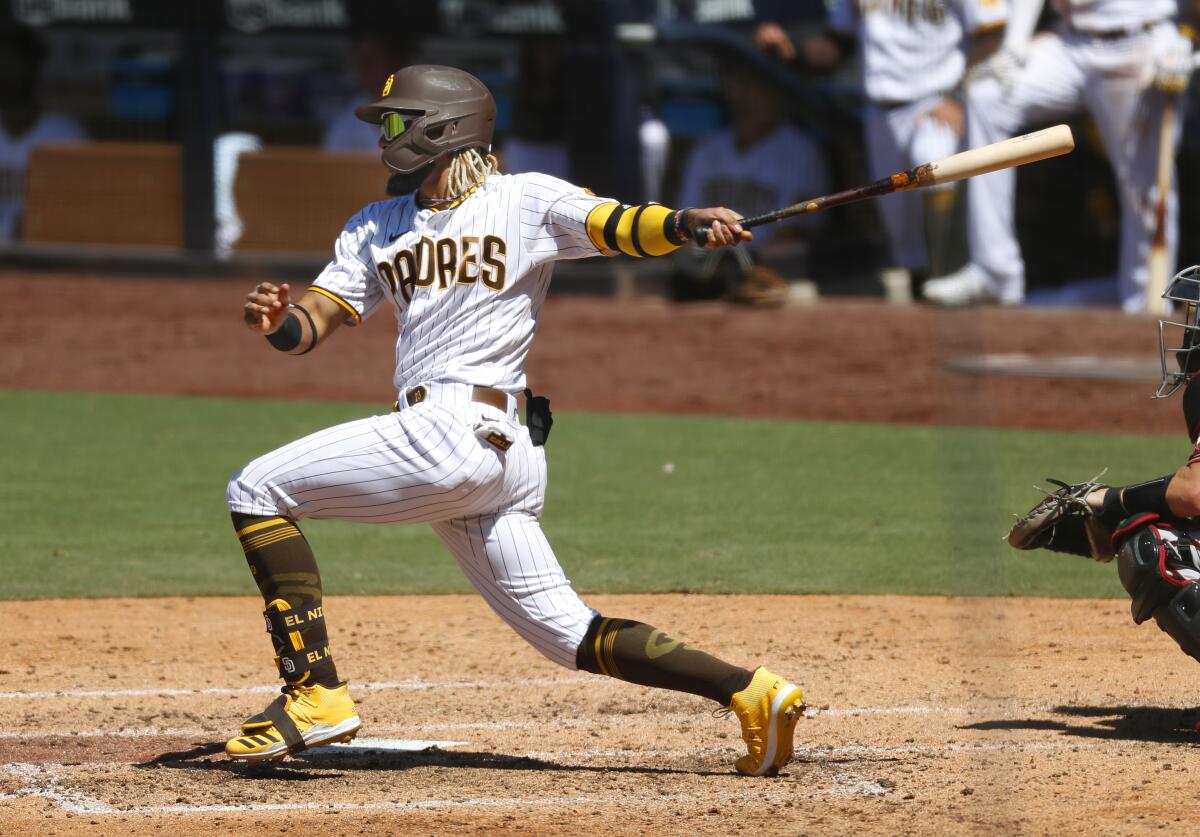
[1071,20,1156,41]
[398,384,509,412]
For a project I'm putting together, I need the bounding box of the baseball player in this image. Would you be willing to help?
[1008,266,1200,675]
[761,1,1007,289]
[0,24,85,243]
[925,0,1196,309]
[222,65,805,777]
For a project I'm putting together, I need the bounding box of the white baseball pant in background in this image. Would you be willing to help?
[965,22,1184,310]
[865,97,962,273]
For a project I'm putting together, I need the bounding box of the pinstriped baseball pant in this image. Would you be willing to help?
[226,382,598,669]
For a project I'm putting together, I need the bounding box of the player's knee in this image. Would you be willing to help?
[1153,584,1200,664]
[1116,516,1184,624]
[1115,516,1200,663]
[226,467,272,514]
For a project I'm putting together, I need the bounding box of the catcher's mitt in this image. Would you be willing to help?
[1006,474,1116,562]
[729,265,788,308]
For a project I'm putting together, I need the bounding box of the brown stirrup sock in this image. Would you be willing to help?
[576,616,755,706]
[232,512,340,688]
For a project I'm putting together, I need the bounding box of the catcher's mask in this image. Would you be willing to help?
[1155,265,1200,398]
[355,64,496,175]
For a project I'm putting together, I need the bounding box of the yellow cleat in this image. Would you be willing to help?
[725,667,805,777]
[225,682,361,762]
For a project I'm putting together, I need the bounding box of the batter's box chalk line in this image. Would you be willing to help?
[2,763,117,815]
[0,761,894,816]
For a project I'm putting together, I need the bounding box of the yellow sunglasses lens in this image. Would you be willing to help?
[381,112,407,142]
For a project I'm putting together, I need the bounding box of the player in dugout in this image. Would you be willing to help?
[223,65,806,776]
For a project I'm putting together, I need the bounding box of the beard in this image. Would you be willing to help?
[385,161,436,197]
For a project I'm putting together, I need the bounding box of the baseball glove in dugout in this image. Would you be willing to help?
[1006,473,1116,562]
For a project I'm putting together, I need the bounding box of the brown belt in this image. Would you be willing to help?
[1071,21,1155,41]
[401,384,509,412]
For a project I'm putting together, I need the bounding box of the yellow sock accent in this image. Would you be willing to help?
[593,617,611,677]
[236,517,289,538]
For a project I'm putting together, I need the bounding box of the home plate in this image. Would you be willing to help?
[303,737,466,756]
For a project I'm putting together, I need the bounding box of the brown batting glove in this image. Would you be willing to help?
[243,282,292,334]
[688,207,754,249]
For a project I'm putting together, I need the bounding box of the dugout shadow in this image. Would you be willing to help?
[139,745,729,778]
[959,705,1200,745]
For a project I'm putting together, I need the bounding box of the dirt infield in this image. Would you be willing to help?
[3,271,1197,834]
[2,595,1198,836]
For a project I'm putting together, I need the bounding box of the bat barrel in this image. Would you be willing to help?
[926,124,1074,187]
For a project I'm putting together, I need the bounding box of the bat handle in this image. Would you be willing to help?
[691,216,768,248]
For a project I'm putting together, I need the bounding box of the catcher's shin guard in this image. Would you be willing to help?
[1114,515,1200,663]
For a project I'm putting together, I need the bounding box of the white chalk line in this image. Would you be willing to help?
[0,675,593,701]
[4,763,117,814]
[0,762,890,816]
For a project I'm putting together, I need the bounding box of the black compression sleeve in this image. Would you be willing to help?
[266,311,303,352]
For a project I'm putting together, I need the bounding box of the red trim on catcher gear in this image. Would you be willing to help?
[1111,513,1161,552]
[1150,524,1192,588]
[1147,522,1195,588]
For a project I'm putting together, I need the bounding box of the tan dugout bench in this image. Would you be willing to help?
[23,143,388,253]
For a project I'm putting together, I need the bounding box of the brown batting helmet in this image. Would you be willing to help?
[356,64,496,175]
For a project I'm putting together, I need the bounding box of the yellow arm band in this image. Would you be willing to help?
[584,202,690,258]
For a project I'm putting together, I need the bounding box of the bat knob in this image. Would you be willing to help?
[692,225,711,247]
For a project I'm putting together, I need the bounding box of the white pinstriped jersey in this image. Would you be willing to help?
[829,0,1008,104]
[1051,0,1177,31]
[311,172,610,396]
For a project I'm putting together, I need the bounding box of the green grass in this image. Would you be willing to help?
[0,389,1184,600]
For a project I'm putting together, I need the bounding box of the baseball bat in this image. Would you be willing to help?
[694,124,1075,245]
[1146,98,1176,312]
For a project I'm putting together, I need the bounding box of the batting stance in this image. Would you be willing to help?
[1008,266,1200,675]
[222,65,804,776]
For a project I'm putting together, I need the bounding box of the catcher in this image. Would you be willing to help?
[1008,266,1200,660]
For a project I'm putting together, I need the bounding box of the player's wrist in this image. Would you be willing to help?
[666,208,693,245]
[265,304,317,354]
